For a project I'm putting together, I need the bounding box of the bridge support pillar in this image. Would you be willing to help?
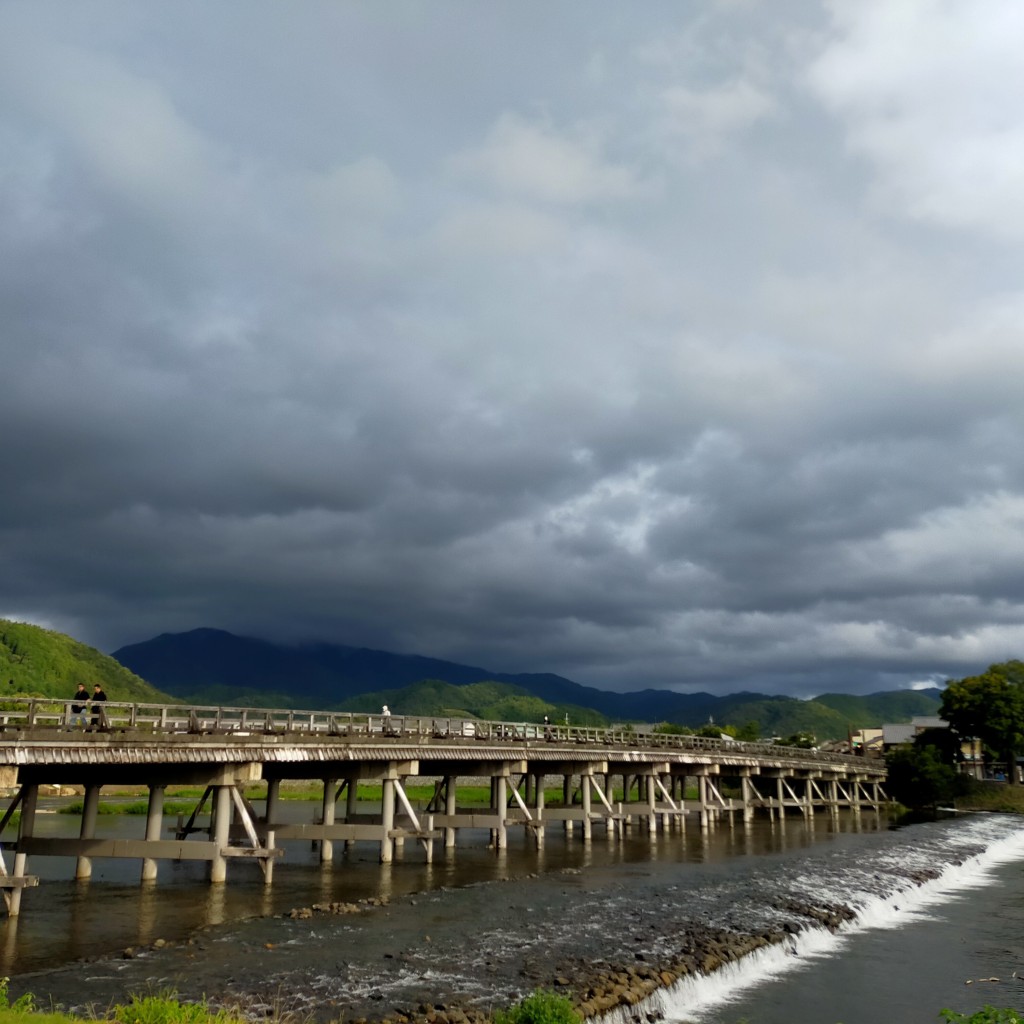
[741,774,754,824]
[76,784,101,880]
[9,783,38,917]
[141,785,166,881]
[445,776,457,848]
[380,777,396,863]
[209,785,231,882]
[563,775,573,836]
[827,778,839,818]
[698,776,710,831]
[265,777,281,826]
[345,779,358,852]
[320,779,338,864]
[495,774,507,849]
[582,773,593,841]
[534,772,545,848]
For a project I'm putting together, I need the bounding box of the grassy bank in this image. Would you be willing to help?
[0,984,583,1024]
[954,780,1024,814]
[51,780,702,817]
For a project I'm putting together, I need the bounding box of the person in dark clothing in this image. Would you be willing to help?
[70,683,89,728]
[90,684,108,730]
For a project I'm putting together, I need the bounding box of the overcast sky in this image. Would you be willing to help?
[2,2,1023,698]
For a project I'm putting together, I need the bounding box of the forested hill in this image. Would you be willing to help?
[112,627,943,740]
[0,619,171,703]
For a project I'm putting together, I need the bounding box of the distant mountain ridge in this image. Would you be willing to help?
[113,627,944,740]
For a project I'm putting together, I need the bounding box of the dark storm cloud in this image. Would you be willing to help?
[3,1,1024,697]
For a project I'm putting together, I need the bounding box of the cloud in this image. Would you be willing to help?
[808,0,1024,239]
[657,78,777,160]
[0,2,1022,701]
[449,112,644,204]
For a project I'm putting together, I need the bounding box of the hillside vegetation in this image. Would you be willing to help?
[0,619,171,704]
[339,678,609,726]
[0,620,949,740]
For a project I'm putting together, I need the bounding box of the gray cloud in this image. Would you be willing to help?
[2,1,1023,698]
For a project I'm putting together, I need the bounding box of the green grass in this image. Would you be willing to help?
[107,993,246,1024]
[954,780,1024,813]
[41,781,635,814]
[940,1009,1024,1023]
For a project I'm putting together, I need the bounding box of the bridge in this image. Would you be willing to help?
[0,697,887,916]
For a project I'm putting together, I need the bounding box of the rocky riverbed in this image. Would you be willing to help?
[11,813,1002,1024]
[89,865,942,1024]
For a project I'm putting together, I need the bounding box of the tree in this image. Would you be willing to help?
[940,661,1024,785]
[775,731,816,748]
[885,745,966,809]
[732,720,761,742]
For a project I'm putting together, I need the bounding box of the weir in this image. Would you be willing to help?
[0,697,887,916]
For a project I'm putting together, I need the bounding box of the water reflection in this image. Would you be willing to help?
[0,801,894,977]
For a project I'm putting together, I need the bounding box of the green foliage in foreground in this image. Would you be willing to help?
[493,990,581,1024]
[0,976,1020,1024]
[0,978,34,1013]
[106,993,245,1024]
[0,985,248,1024]
[940,1008,1024,1023]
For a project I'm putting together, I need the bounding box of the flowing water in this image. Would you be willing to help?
[5,798,1024,1023]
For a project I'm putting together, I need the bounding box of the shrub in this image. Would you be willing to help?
[940,1008,1024,1023]
[0,976,34,1012]
[493,990,580,1024]
[108,992,246,1024]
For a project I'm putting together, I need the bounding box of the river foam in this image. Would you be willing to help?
[593,815,1024,1024]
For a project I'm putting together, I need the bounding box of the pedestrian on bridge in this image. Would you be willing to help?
[69,683,89,729]
[90,684,108,731]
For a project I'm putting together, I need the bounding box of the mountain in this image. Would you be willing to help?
[112,627,944,740]
[814,689,945,724]
[0,618,171,703]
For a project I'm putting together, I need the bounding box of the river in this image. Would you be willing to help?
[4,799,1024,1023]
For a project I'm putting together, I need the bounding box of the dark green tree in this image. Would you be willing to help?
[940,661,1024,785]
[885,745,966,809]
[775,731,816,748]
[732,720,761,742]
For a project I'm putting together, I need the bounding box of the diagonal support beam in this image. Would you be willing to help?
[507,777,534,821]
[654,775,680,811]
[587,774,616,814]
[393,778,422,832]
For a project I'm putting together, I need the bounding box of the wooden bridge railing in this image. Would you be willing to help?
[0,696,878,772]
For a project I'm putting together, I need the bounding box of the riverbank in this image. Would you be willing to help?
[8,812,1023,1024]
[955,781,1024,813]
